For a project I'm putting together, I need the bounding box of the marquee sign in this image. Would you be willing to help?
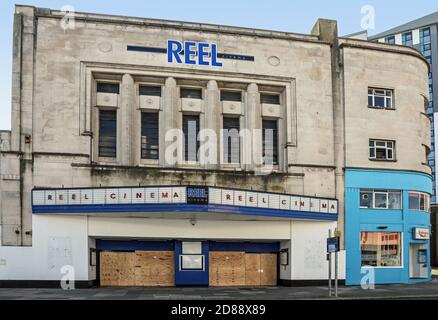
[32,186,338,221]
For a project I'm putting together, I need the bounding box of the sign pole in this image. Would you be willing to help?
[328,229,332,297]
[335,229,338,298]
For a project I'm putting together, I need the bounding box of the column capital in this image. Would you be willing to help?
[247,83,259,92]
[207,79,218,90]
[165,77,177,87]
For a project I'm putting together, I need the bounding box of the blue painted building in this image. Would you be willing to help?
[345,169,432,285]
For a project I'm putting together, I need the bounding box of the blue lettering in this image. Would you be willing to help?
[211,44,223,67]
[198,43,210,66]
[167,40,183,64]
[184,41,197,65]
[167,40,222,67]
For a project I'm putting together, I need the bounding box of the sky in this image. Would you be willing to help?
[1,0,438,130]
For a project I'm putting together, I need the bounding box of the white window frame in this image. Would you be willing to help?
[360,189,402,210]
[408,191,431,212]
[369,139,395,161]
[368,88,394,109]
[360,231,404,269]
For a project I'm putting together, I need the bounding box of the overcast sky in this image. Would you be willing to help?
[1,0,437,130]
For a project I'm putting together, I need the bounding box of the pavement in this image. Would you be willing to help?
[1,279,438,300]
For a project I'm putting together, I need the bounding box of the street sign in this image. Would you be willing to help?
[327,237,340,253]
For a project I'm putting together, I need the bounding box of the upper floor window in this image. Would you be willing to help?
[221,91,242,102]
[368,88,394,109]
[420,28,431,44]
[183,114,200,162]
[385,36,395,44]
[402,32,413,46]
[260,93,280,105]
[181,88,202,99]
[262,119,278,165]
[98,110,117,158]
[141,112,159,160]
[139,85,162,97]
[223,117,240,164]
[408,192,430,212]
[369,139,395,161]
[360,189,402,209]
[97,83,120,94]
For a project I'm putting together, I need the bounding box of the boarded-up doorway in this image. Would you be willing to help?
[100,251,174,287]
[209,252,277,287]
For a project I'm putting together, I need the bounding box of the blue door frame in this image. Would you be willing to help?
[174,241,210,286]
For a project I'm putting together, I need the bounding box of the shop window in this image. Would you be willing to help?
[369,139,395,161]
[98,110,117,158]
[223,117,240,164]
[221,90,242,102]
[361,232,402,267]
[181,88,202,99]
[368,88,394,109]
[262,119,278,165]
[183,115,200,162]
[260,93,280,105]
[139,85,161,97]
[408,192,430,212]
[97,83,120,94]
[360,189,402,209]
[141,112,159,160]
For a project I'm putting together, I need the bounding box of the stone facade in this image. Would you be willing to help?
[0,5,430,250]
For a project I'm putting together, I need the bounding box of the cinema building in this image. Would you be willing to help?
[0,5,432,287]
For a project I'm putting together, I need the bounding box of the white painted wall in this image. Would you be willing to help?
[290,220,346,280]
[0,215,90,281]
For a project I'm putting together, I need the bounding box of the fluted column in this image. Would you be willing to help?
[203,80,221,169]
[246,83,262,172]
[161,77,181,167]
[120,74,135,165]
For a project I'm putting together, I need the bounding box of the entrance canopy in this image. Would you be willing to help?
[32,186,338,221]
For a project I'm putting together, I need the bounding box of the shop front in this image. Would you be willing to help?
[31,185,339,287]
[345,169,432,285]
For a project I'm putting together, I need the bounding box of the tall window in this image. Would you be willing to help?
[261,94,280,105]
[98,110,117,158]
[183,115,200,162]
[361,232,402,267]
[360,189,402,209]
[402,32,413,46]
[141,112,159,160]
[181,88,202,99]
[223,117,240,164]
[262,119,278,165]
[139,85,161,97]
[408,192,430,212]
[97,83,120,94]
[385,36,395,44]
[221,91,242,102]
[368,88,394,109]
[369,139,395,161]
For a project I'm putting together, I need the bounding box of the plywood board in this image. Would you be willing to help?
[245,254,261,286]
[100,251,136,287]
[209,252,245,287]
[260,254,277,286]
[134,251,174,286]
